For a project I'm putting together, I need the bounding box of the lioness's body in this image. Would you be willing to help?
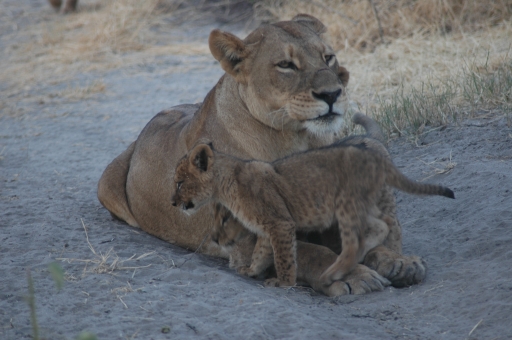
[171,143,454,286]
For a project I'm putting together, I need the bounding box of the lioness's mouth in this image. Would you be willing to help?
[309,111,340,122]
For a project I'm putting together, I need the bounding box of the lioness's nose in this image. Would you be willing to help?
[312,89,342,106]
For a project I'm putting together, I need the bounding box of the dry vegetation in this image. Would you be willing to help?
[261,0,512,135]
[55,219,156,278]
[1,0,511,133]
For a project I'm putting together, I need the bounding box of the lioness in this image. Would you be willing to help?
[212,203,391,296]
[97,14,427,290]
[170,142,454,287]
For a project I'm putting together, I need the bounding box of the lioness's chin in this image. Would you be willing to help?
[303,113,344,136]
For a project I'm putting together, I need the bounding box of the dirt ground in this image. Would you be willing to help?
[1,1,512,340]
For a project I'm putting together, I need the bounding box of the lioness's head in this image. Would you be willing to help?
[211,204,249,250]
[209,14,350,136]
[171,144,215,215]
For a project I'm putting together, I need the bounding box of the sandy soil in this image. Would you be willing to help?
[1,1,512,339]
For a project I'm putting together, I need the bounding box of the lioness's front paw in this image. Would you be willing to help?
[343,265,391,294]
[364,247,426,287]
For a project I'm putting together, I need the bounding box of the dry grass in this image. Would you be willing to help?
[373,57,512,136]
[261,0,512,134]
[261,0,512,52]
[56,219,155,278]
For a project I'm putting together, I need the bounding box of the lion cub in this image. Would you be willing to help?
[171,141,454,287]
[212,203,390,296]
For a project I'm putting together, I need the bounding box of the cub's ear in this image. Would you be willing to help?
[291,14,327,35]
[337,66,350,88]
[189,144,214,172]
[209,29,250,84]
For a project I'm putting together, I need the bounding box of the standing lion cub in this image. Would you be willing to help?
[171,141,455,287]
[211,203,391,296]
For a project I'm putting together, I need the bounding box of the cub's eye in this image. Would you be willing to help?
[276,60,297,70]
[325,55,335,65]
[176,181,183,190]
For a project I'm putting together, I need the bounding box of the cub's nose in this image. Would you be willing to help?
[312,89,342,107]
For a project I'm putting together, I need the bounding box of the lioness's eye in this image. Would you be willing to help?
[276,60,297,70]
[176,181,183,190]
[325,55,335,65]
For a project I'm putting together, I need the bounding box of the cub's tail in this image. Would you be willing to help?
[384,158,455,199]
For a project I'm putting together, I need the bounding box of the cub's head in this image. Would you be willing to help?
[171,144,215,215]
[209,14,350,136]
[211,204,249,251]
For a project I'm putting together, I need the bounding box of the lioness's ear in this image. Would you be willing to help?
[189,144,214,172]
[209,29,249,83]
[338,66,350,88]
[291,14,327,35]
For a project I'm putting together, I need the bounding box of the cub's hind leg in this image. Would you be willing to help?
[364,186,427,287]
[319,199,366,286]
[362,205,392,255]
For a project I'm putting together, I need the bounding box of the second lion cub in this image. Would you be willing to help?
[171,141,454,287]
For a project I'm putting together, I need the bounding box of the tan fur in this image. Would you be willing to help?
[98,15,350,258]
[212,204,390,296]
[171,142,454,287]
